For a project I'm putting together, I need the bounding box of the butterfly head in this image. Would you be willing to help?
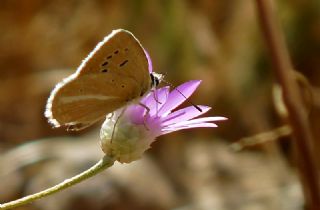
[150,72,164,88]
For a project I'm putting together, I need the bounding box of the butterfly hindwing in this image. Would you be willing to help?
[46,71,144,129]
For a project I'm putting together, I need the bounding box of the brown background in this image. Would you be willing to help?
[0,1,319,209]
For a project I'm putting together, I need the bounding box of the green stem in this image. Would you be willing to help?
[0,155,115,210]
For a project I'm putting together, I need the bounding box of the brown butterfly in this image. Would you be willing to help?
[45,29,162,131]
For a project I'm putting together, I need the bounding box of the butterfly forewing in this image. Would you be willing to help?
[79,29,150,88]
[45,29,151,130]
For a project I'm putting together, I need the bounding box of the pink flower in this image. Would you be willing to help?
[100,80,226,163]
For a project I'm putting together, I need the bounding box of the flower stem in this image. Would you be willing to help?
[0,155,115,210]
[255,0,320,209]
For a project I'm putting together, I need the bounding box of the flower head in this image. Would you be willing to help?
[100,80,226,163]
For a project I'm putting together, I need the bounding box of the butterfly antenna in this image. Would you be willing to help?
[162,79,202,112]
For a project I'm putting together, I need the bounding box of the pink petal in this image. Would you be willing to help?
[125,105,145,124]
[161,123,218,135]
[142,87,170,116]
[170,116,227,127]
[143,49,153,73]
[161,105,211,126]
[125,87,169,124]
[158,80,202,116]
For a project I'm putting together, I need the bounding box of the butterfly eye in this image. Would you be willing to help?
[150,72,163,87]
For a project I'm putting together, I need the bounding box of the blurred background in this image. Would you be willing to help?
[0,0,320,209]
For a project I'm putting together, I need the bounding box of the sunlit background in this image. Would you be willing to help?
[1,1,320,209]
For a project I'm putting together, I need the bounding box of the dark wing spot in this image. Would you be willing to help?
[121,85,125,88]
[101,69,108,73]
[79,89,83,92]
[114,50,119,54]
[107,55,112,59]
[119,60,128,67]
[101,61,108,66]
[125,48,128,52]
[111,79,115,82]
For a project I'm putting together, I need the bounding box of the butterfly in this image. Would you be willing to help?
[45,29,163,131]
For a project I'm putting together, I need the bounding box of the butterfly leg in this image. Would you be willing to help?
[66,122,92,131]
[110,109,125,143]
[138,103,150,130]
[151,90,162,105]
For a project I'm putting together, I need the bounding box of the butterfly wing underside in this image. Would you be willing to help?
[45,29,151,130]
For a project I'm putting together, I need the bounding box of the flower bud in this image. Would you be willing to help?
[100,112,155,163]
